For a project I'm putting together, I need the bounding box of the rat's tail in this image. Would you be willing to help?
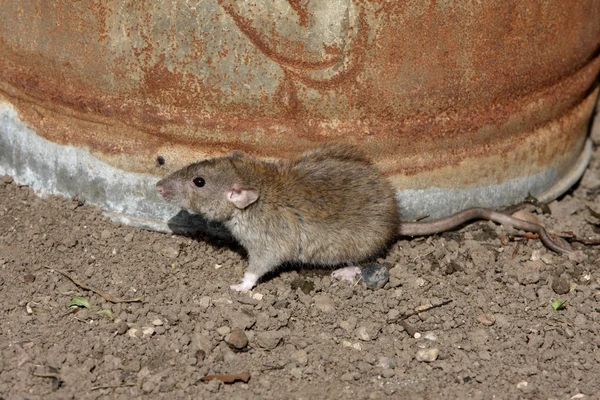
[398,207,571,254]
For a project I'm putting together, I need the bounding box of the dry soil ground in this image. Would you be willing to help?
[1,108,600,399]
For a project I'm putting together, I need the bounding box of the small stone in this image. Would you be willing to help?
[516,381,528,390]
[364,353,377,365]
[225,329,248,349]
[23,273,36,284]
[252,293,263,301]
[205,379,222,393]
[152,318,163,326]
[386,309,401,322]
[154,326,166,335]
[291,349,308,366]
[216,326,231,337]
[340,372,355,382]
[381,368,395,378]
[227,310,255,330]
[517,269,540,285]
[340,316,357,332]
[355,323,380,341]
[160,246,180,259]
[476,313,496,326]
[116,321,129,335]
[290,367,303,379]
[361,263,389,290]
[101,229,113,240]
[551,276,570,295]
[416,348,439,362]
[256,331,282,350]
[195,350,206,362]
[142,327,155,337]
[377,357,396,369]
[127,328,141,338]
[198,296,212,310]
[422,331,438,341]
[313,294,335,313]
[123,233,134,242]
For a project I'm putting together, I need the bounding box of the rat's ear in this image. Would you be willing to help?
[227,184,259,209]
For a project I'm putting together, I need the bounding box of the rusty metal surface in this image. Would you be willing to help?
[0,1,599,223]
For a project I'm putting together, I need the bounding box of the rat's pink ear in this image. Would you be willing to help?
[227,184,259,209]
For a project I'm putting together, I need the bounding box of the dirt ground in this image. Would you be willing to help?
[2,110,600,399]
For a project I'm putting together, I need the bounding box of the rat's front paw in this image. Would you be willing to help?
[230,283,251,293]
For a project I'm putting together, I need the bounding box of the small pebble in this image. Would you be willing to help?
[216,326,231,336]
[116,321,129,335]
[195,350,206,362]
[551,276,570,295]
[225,329,248,349]
[313,294,335,313]
[516,381,528,390]
[198,296,212,310]
[377,357,396,369]
[386,309,400,322]
[381,369,395,378]
[361,263,389,290]
[256,331,282,350]
[154,326,166,335]
[355,323,380,341]
[252,293,263,301]
[123,233,134,242]
[142,327,155,337]
[415,348,439,362]
[422,331,438,341]
[152,318,163,326]
[290,349,308,366]
[160,246,180,259]
[101,229,113,240]
[476,313,496,326]
[23,273,36,284]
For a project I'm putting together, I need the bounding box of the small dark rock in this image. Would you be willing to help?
[195,350,206,362]
[116,321,129,335]
[551,276,570,295]
[361,263,389,289]
[23,273,36,284]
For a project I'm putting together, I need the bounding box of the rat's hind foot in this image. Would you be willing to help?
[230,272,259,293]
[331,266,362,283]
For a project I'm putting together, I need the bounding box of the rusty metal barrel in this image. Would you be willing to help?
[1,1,599,231]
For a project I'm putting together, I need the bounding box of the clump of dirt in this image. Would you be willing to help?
[1,114,600,399]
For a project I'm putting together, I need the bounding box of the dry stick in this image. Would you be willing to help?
[44,266,143,303]
[91,383,136,391]
[399,299,453,338]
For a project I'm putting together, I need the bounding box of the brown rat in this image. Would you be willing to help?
[156,144,570,292]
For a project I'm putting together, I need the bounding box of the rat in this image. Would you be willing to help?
[156,144,570,292]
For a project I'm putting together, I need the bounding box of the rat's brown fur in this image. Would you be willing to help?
[157,144,399,291]
[157,144,570,292]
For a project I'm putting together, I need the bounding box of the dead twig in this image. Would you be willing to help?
[44,266,143,304]
[91,383,136,391]
[398,299,453,337]
[201,372,251,384]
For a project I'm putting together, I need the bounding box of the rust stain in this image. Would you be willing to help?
[0,0,599,189]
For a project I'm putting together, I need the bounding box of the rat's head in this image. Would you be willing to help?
[156,156,260,222]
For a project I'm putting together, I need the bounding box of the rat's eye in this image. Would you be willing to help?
[193,177,205,187]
